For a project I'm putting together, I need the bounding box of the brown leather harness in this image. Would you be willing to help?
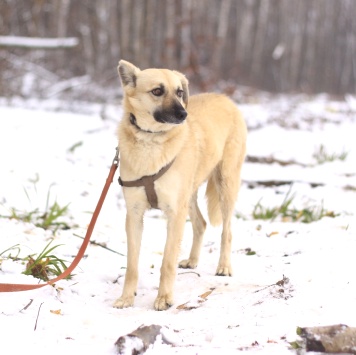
[118,159,174,209]
[119,113,175,209]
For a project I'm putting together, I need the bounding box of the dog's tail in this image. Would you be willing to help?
[206,175,222,227]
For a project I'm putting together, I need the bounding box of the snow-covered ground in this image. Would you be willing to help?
[0,94,355,354]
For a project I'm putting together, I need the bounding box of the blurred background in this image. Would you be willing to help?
[0,0,355,103]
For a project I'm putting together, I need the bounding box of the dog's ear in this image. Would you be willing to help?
[118,60,140,87]
[173,70,189,107]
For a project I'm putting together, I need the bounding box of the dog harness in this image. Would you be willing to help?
[118,159,175,209]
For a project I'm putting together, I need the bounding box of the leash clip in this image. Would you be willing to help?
[113,147,119,166]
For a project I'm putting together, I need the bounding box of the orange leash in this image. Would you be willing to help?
[0,148,119,292]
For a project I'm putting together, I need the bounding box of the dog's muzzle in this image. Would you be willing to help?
[153,103,187,124]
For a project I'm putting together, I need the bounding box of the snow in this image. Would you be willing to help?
[0,35,79,48]
[0,95,355,354]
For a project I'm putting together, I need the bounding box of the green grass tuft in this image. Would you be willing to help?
[313,144,348,164]
[0,183,73,234]
[23,240,71,281]
[252,188,295,222]
[252,188,338,223]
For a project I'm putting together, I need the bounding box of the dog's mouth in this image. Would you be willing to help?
[153,105,187,125]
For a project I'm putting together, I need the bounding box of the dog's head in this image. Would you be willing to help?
[118,60,189,132]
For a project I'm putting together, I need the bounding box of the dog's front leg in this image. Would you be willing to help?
[154,208,187,311]
[113,209,144,308]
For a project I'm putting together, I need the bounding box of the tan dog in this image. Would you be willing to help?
[114,60,247,310]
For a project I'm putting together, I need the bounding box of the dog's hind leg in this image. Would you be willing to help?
[215,144,244,276]
[179,192,207,269]
[215,171,238,276]
[113,209,144,308]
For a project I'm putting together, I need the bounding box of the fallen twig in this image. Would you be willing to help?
[34,302,44,331]
[177,271,201,277]
[73,234,125,256]
[254,275,289,293]
[177,288,215,310]
[20,299,34,312]
[244,179,325,188]
[246,155,309,167]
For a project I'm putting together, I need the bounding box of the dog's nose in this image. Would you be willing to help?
[176,108,187,121]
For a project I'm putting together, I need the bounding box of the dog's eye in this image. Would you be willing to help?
[151,88,164,96]
[177,89,184,98]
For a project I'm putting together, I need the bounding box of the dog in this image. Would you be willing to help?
[114,60,247,310]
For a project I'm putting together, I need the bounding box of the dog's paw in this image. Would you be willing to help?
[215,264,233,277]
[154,294,173,311]
[178,258,198,269]
[113,296,134,309]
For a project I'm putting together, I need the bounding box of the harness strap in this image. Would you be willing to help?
[119,159,175,209]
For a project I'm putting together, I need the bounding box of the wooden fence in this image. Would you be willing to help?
[0,0,355,96]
